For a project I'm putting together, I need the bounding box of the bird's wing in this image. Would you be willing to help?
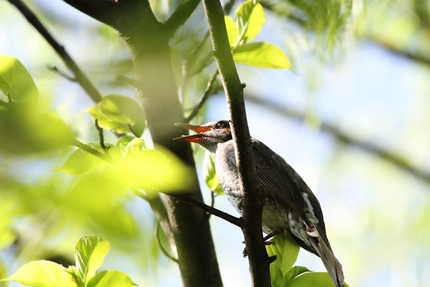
[251,139,327,234]
[251,139,344,287]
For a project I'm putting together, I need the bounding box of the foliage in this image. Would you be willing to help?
[1,236,136,287]
[225,1,291,69]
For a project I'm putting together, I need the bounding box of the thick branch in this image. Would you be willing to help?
[64,1,223,287]
[9,0,102,103]
[202,1,271,287]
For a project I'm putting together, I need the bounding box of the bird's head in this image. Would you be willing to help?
[174,120,232,154]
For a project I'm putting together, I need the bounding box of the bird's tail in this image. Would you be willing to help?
[318,236,344,287]
[307,227,344,287]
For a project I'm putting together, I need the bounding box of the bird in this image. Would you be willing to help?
[174,120,344,287]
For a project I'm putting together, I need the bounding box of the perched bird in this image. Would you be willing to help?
[174,120,344,287]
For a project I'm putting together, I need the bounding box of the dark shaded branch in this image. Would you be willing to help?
[64,1,224,287]
[202,1,271,287]
[245,94,430,183]
[169,193,243,227]
[8,0,102,103]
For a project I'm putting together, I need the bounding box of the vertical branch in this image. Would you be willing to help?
[8,0,102,103]
[201,1,271,286]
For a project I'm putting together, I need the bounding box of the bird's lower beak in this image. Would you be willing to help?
[173,123,211,142]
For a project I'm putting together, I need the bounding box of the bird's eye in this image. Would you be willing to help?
[215,121,228,129]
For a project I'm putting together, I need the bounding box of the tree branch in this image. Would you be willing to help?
[185,69,219,122]
[245,93,430,183]
[164,0,201,38]
[8,0,102,103]
[169,193,243,228]
[64,2,224,286]
[202,1,271,286]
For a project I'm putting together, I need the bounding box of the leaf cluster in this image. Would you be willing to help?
[2,236,136,287]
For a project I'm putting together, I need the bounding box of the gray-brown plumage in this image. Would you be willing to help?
[174,120,344,287]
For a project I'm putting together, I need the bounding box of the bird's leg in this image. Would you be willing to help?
[242,230,284,257]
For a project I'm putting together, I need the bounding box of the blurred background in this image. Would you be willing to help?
[1,0,429,286]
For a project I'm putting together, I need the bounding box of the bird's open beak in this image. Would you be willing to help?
[173,123,211,142]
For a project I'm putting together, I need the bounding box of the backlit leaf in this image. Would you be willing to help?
[55,143,120,175]
[233,42,291,69]
[74,236,110,286]
[224,16,239,47]
[87,270,137,287]
[1,260,77,287]
[87,94,146,137]
[0,55,37,107]
[235,1,265,41]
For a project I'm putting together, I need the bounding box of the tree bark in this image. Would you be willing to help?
[63,1,223,286]
[202,1,272,286]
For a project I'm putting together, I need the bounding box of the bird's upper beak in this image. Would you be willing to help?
[173,123,211,142]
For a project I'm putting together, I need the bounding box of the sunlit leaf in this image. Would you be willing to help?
[224,16,239,47]
[1,260,77,287]
[87,270,137,287]
[87,94,146,137]
[233,42,292,69]
[125,138,147,156]
[235,1,265,41]
[287,271,338,287]
[116,136,135,154]
[55,143,120,175]
[284,266,311,285]
[28,112,75,149]
[74,236,110,286]
[203,152,224,196]
[0,55,38,107]
[0,110,74,153]
[266,232,300,280]
[120,146,191,193]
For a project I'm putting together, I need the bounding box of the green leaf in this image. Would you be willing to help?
[87,270,137,287]
[224,16,239,47]
[87,94,146,137]
[55,143,120,175]
[29,112,75,149]
[0,55,38,107]
[287,271,336,287]
[116,136,136,154]
[125,138,147,156]
[119,147,191,192]
[233,42,292,69]
[203,152,224,196]
[284,266,311,285]
[1,260,77,287]
[235,1,265,41]
[266,231,300,284]
[0,110,74,153]
[74,236,110,286]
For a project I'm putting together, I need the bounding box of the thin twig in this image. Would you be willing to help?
[47,65,76,81]
[185,69,219,122]
[156,223,178,263]
[95,119,107,150]
[8,0,102,103]
[115,74,139,89]
[169,193,243,228]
